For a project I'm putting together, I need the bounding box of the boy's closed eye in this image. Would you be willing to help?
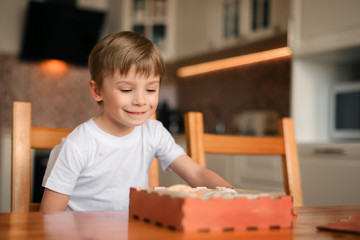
[120,89,132,93]
[119,89,157,93]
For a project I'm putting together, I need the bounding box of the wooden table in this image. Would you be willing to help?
[1,206,360,239]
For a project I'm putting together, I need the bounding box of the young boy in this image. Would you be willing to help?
[40,31,232,212]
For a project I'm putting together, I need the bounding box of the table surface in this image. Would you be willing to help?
[1,206,360,240]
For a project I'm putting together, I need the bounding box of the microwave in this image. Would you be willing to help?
[329,81,360,140]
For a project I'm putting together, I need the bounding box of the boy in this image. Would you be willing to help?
[40,31,232,212]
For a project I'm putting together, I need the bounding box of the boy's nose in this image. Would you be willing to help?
[133,92,146,106]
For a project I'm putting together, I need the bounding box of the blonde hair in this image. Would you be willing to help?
[88,31,165,90]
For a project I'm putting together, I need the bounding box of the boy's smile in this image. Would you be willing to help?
[90,66,160,137]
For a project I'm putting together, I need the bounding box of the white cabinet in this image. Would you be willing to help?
[171,0,215,61]
[208,154,284,192]
[121,0,215,61]
[298,143,360,206]
[120,0,289,62]
[174,0,289,60]
[211,0,289,50]
[289,0,360,57]
[121,0,176,61]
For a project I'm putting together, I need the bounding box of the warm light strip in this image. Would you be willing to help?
[176,47,292,78]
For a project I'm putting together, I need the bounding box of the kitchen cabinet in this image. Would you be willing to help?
[121,0,176,61]
[175,0,289,60]
[120,0,289,62]
[229,155,284,192]
[211,0,289,50]
[121,0,215,62]
[298,143,360,206]
[289,0,360,57]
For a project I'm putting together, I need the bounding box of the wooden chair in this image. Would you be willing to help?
[11,101,159,212]
[184,112,303,207]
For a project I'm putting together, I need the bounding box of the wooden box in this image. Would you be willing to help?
[129,187,296,232]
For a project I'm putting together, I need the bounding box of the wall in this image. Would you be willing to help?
[0,55,99,131]
[0,0,26,54]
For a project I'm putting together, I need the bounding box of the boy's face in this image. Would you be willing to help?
[90,65,160,136]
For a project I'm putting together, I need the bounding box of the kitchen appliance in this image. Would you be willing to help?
[20,1,105,66]
[329,81,360,140]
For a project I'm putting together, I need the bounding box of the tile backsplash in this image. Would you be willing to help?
[175,57,291,134]
[0,54,99,132]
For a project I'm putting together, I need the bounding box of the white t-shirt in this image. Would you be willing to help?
[42,118,185,211]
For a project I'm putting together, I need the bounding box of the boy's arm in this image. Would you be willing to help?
[169,154,233,189]
[39,188,70,212]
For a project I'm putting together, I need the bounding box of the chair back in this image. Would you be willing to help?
[184,112,303,207]
[11,101,158,212]
[148,114,159,189]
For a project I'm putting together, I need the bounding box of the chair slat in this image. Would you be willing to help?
[203,134,285,155]
[280,118,303,207]
[12,102,31,212]
[184,112,206,167]
[148,113,159,189]
[31,126,72,149]
[29,203,40,212]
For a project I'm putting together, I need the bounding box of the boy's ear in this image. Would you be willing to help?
[89,80,103,102]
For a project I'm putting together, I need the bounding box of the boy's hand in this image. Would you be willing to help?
[169,154,233,189]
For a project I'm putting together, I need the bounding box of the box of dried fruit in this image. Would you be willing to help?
[129,185,296,232]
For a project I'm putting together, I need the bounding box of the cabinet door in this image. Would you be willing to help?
[175,0,289,60]
[173,0,216,60]
[218,0,288,47]
[122,0,176,61]
[298,143,360,206]
[231,155,284,192]
[205,154,284,192]
[289,0,360,56]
